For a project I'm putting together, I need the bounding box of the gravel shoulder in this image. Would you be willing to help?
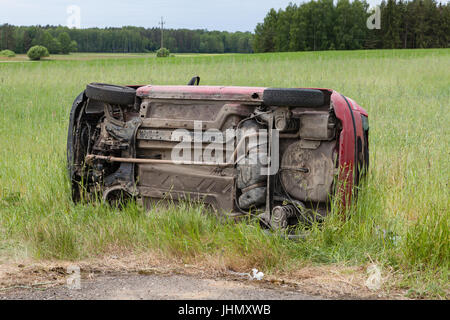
[1,273,323,300]
[0,254,399,300]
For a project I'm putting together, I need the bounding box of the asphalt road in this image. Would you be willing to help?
[1,273,323,300]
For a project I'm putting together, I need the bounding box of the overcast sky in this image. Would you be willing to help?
[0,0,413,32]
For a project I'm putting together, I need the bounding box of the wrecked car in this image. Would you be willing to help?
[67,77,369,229]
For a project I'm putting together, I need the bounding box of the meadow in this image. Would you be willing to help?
[0,49,448,298]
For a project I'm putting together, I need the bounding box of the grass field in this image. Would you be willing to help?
[0,52,152,61]
[0,49,448,298]
[0,52,231,62]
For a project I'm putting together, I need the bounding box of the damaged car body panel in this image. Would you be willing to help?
[68,81,369,229]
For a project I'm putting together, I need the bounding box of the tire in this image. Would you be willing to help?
[263,88,325,107]
[67,90,87,202]
[85,83,136,105]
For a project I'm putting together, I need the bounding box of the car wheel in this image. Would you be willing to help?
[263,88,325,107]
[85,83,136,105]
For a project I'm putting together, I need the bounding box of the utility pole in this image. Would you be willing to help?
[159,16,165,49]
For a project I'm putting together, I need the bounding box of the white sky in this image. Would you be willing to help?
[0,0,442,32]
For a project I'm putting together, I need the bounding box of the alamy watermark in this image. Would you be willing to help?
[66,5,81,29]
[169,121,279,175]
[66,265,81,290]
[366,6,381,30]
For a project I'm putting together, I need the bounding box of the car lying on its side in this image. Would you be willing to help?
[67,77,369,229]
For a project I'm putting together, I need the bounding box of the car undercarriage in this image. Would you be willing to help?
[67,77,369,230]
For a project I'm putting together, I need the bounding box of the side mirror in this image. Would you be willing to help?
[187,76,200,86]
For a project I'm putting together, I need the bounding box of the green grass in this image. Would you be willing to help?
[0,49,448,298]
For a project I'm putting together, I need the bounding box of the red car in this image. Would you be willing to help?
[67,77,369,229]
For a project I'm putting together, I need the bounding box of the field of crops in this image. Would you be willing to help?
[0,50,448,298]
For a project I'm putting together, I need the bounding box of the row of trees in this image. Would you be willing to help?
[0,25,253,54]
[0,25,78,54]
[253,0,450,52]
[2,0,448,54]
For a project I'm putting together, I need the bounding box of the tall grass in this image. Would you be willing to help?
[0,49,449,297]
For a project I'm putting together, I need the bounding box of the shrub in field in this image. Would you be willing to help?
[0,49,16,57]
[156,47,170,57]
[27,45,49,60]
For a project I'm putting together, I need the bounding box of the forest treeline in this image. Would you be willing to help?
[0,24,253,54]
[0,0,448,54]
[253,0,450,52]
